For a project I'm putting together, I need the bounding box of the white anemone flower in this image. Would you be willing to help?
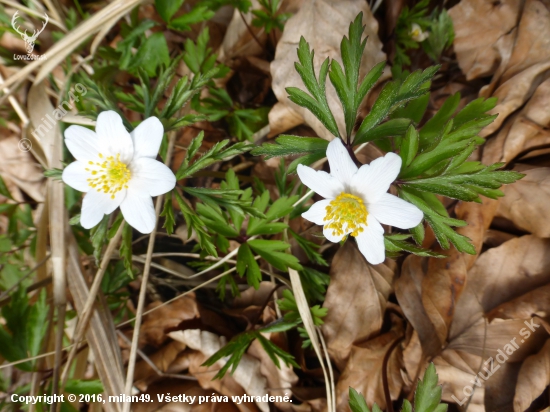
[62,111,176,234]
[410,23,429,42]
[297,138,423,265]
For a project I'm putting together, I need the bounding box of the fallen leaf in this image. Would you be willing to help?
[495,168,550,237]
[169,329,267,412]
[487,283,550,321]
[449,0,521,81]
[514,339,550,412]
[248,339,298,411]
[141,296,200,347]
[395,255,443,358]
[322,242,395,368]
[450,235,550,340]
[270,0,387,140]
[335,319,403,410]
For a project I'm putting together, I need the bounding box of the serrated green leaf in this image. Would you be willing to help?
[252,135,328,159]
[0,175,13,200]
[155,0,184,22]
[353,118,411,146]
[169,6,215,31]
[349,387,370,412]
[248,239,302,272]
[400,125,419,167]
[414,363,447,412]
[237,243,262,288]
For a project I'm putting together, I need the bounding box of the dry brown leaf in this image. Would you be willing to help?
[248,339,298,411]
[514,339,550,412]
[482,78,550,164]
[168,329,267,412]
[134,340,188,389]
[487,283,550,321]
[450,235,550,340]
[451,0,550,141]
[420,198,499,345]
[322,242,395,368]
[0,137,45,202]
[395,255,442,358]
[449,0,521,81]
[270,0,387,140]
[432,349,485,410]
[140,295,200,347]
[335,322,403,411]
[495,168,550,237]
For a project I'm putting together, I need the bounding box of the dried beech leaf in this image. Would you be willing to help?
[140,296,200,347]
[322,242,395,368]
[335,325,403,410]
[514,339,550,412]
[450,235,550,340]
[449,0,521,81]
[496,168,550,236]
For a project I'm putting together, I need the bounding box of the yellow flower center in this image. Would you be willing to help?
[86,153,131,199]
[323,192,368,237]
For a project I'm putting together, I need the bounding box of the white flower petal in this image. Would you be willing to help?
[95,111,134,163]
[323,224,344,243]
[64,125,101,161]
[355,218,385,265]
[326,138,357,188]
[120,189,156,234]
[131,117,164,159]
[297,164,344,199]
[369,192,423,229]
[128,157,176,197]
[80,189,123,229]
[351,152,402,203]
[302,199,331,225]
[62,161,91,192]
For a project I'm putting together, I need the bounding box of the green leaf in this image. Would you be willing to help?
[414,363,448,412]
[176,139,253,180]
[169,6,215,31]
[287,37,339,137]
[120,222,134,278]
[353,118,412,146]
[355,66,439,144]
[0,175,13,200]
[69,214,81,226]
[160,191,176,235]
[400,188,475,254]
[155,0,184,22]
[290,230,328,266]
[348,387,371,412]
[128,32,170,76]
[256,333,299,368]
[251,135,328,159]
[328,13,385,139]
[400,125,419,167]
[400,138,471,179]
[44,168,63,180]
[248,239,302,272]
[90,215,109,265]
[236,243,262,289]
[65,379,104,395]
[384,234,445,258]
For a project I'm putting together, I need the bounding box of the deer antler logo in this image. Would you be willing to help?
[11,11,49,55]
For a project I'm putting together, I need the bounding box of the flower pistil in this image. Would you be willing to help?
[324,192,368,237]
[86,153,131,199]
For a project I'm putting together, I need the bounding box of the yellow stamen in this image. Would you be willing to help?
[324,192,368,237]
[87,153,131,199]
